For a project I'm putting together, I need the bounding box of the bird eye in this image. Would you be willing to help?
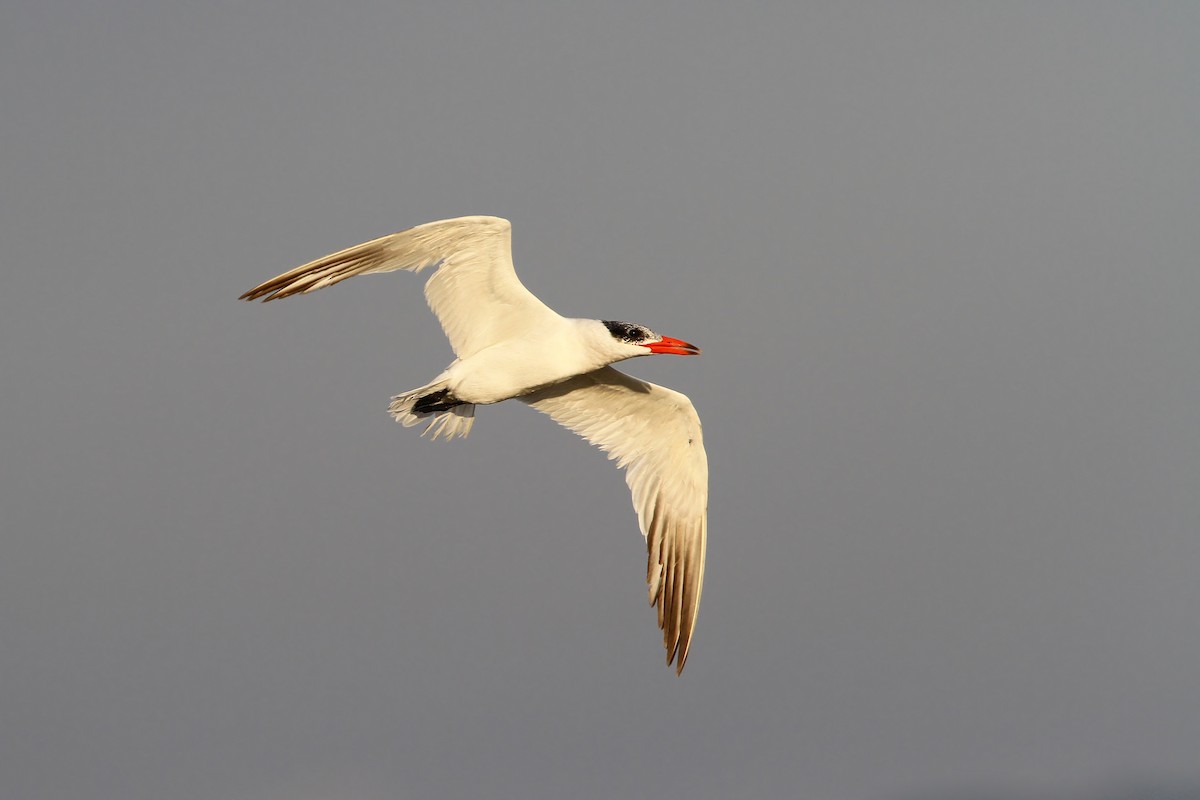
[602,320,646,344]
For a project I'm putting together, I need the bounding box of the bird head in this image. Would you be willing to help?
[601,320,701,358]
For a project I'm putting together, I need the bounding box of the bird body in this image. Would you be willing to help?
[242,216,707,673]
[435,318,631,405]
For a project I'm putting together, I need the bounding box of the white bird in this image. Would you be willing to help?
[241,216,707,674]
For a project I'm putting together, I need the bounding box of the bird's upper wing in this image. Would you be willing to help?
[240,216,560,358]
[519,366,708,674]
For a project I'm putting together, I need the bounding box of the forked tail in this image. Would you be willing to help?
[389,381,475,441]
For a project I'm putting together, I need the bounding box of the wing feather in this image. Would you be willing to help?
[240,216,559,358]
[520,366,708,674]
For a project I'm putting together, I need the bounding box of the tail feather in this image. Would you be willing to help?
[389,382,475,441]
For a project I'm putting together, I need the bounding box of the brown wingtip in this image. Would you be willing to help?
[650,514,704,676]
[238,285,269,302]
[668,630,691,675]
[239,279,293,302]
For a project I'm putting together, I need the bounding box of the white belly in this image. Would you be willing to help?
[443,336,604,405]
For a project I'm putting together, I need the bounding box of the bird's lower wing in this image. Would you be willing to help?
[520,367,708,674]
[239,216,559,358]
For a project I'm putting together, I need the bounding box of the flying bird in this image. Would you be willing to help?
[241,216,707,673]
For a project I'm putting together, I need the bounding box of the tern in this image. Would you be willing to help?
[241,216,707,673]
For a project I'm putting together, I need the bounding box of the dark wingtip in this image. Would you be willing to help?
[239,286,282,302]
[669,640,690,676]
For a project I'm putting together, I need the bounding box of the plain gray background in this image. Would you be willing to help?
[2,3,1198,799]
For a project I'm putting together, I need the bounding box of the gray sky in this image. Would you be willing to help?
[2,3,1199,799]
